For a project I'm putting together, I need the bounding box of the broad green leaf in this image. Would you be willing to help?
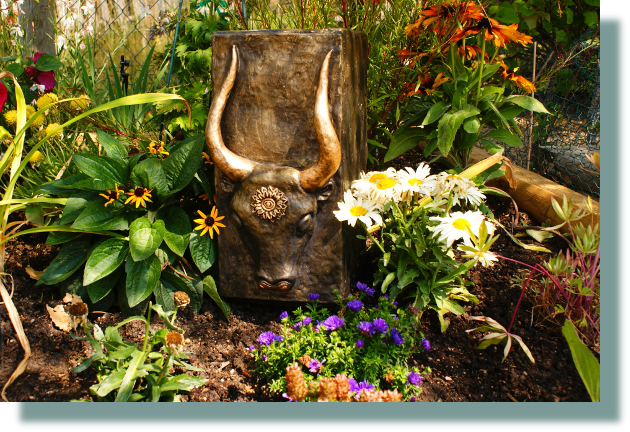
[381,272,396,293]
[158,207,191,256]
[86,267,123,304]
[115,350,147,402]
[483,128,522,147]
[34,53,63,71]
[46,230,84,246]
[130,158,170,202]
[94,369,126,397]
[162,134,204,194]
[504,95,549,114]
[189,230,216,273]
[37,241,91,286]
[129,217,164,261]
[583,10,598,27]
[84,238,129,285]
[71,200,129,231]
[160,375,207,392]
[72,153,127,185]
[203,275,230,320]
[463,117,480,134]
[479,86,505,100]
[25,204,45,226]
[562,320,600,402]
[6,62,24,77]
[397,268,420,290]
[481,139,505,154]
[383,127,426,162]
[422,101,451,125]
[437,105,480,157]
[125,255,161,307]
[96,130,128,160]
[59,193,98,225]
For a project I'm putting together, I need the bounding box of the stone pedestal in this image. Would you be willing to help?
[209,29,368,303]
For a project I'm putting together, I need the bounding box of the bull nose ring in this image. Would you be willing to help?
[258,280,293,292]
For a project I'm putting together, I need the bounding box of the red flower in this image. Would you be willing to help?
[0,81,7,113]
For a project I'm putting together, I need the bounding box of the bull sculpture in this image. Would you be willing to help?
[205,46,341,293]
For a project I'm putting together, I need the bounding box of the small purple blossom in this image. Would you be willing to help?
[347,299,363,312]
[308,293,320,301]
[308,358,325,374]
[279,311,288,320]
[262,354,268,361]
[302,317,312,326]
[383,294,389,299]
[274,334,284,343]
[421,338,431,351]
[320,315,345,331]
[282,393,297,402]
[257,331,276,346]
[372,318,389,334]
[348,378,375,395]
[393,301,398,306]
[248,345,255,351]
[356,281,375,296]
[391,327,405,345]
[356,339,364,348]
[357,321,375,336]
[293,322,303,330]
[407,371,423,386]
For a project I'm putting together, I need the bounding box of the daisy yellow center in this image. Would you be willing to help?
[349,206,368,217]
[453,218,471,231]
[408,178,423,186]
[369,173,388,183]
[376,178,397,190]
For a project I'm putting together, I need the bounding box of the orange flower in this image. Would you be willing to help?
[443,41,486,60]
[202,151,213,165]
[501,65,537,93]
[409,1,483,37]
[450,17,533,47]
[402,72,449,97]
[99,184,122,207]
[124,186,153,208]
[148,140,169,156]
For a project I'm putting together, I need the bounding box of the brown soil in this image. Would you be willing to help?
[0,195,594,402]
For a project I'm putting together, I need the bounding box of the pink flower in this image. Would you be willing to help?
[0,81,7,113]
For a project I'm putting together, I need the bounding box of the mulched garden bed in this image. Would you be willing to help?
[0,192,593,402]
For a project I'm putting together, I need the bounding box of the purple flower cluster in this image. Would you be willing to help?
[320,315,344,331]
[357,321,376,336]
[308,293,320,301]
[257,331,283,346]
[356,339,364,348]
[279,311,288,320]
[356,281,375,296]
[372,318,389,334]
[407,371,423,386]
[346,299,363,312]
[348,378,375,395]
[390,327,405,346]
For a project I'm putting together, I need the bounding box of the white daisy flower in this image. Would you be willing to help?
[457,182,486,206]
[396,163,438,197]
[334,190,383,228]
[351,167,397,198]
[431,172,484,207]
[430,210,494,247]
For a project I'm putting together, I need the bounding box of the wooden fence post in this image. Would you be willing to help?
[23,0,56,55]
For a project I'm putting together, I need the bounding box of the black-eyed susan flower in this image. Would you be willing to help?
[450,16,533,47]
[99,184,122,207]
[124,186,153,208]
[202,151,213,165]
[148,140,169,156]
[193,206,226,239]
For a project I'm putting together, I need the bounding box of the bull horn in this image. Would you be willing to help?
[299,50,342,192]
[206,45,256,182]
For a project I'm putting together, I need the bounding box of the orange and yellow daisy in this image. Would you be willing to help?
[193,206,226,239]
[405,1,483,38]
[402,72,449,97]
[99,184,122,207]
[124,186,153,208]
[501,65,537,94]
[450,16,533,47]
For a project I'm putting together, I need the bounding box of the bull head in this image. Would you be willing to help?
[206,46,341,292]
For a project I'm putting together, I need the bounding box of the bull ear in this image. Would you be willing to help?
[316,180,335,201]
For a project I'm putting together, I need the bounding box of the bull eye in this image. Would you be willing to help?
[296,213,313,236]
[232,212,243,229]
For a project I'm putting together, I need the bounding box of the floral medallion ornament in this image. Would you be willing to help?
[251,186,288,222]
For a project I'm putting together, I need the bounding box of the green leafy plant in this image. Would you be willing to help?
[562,319,599,402]
[0,69,194,397]
[252,289,430,402]
[33,130,230,318]
[386,1,549,168]
[334,154,506,331]
[47,293,206,402]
